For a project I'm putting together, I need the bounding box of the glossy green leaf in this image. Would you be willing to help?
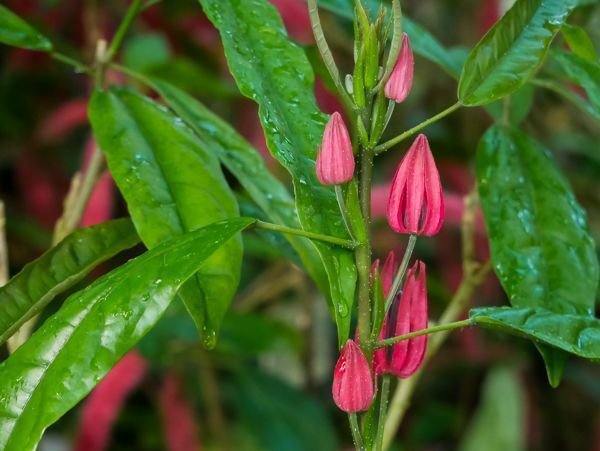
[0,219,139,346]
[317,0,464,77]
[477,126,599,383]
[198,0,356,342]
[471,307,600,361]
[459,0,575,106]
[89,88,242,348]
[145,78,330,299]
[459,366,525,451]
[561,24,597,60]
[0,4,52,51]
[552,49,600,119]
[0,217,255,451]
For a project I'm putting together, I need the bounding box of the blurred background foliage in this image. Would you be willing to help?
[0,0,599,450]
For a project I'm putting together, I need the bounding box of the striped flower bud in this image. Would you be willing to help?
[387,134,444,236]
[332,340,374,412]
[388,261,429,378]
[384,33,414,104]
[316,112,355,185]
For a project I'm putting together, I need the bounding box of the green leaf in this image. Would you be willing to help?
[317,0,464,77]
[145,78,330,300]
[228,368,338,451]
[477,126,599,383]
[471,307,600,361]
[198,0,356,342]
[561,24,597,60]
[459,366,525,451]
[0,217,255,451]
[0,4,52,51]
[89,88,242,348]
[0,219,139,346]
[551,49,600,118]
[459,0,575,106]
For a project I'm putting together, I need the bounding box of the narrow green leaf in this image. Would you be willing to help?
[471,307,600,361]
[551,49,600,118]
[89,88,242,348]
[459,366,525,451]
[146,78,330,299]
[0,4,52,51]
[459,0,575,106]
[198,0,356,342]
[0,217,255,451]
[561,24,597,60]
[0,219,139,346]
[477,126,599,383]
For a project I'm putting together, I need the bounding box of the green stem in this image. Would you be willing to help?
[375,319,473,349]
[307,0,356,114]
[335,185,356,242]
[530,78,597,118]
[51,52,91,74]
[374,102,462,155]
[384,234,417,312]
[349,413,366,451]
[254,220,356,249]
[375,376,391,451]
[356,147,374,350]
[106,0,143,62]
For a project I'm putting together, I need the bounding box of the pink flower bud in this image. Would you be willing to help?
[387,134,444,236]
[316,112,355,185]
[380,251,398,298]
[388,261,428,378]
[332,340,374,412]
[384,33,414,103]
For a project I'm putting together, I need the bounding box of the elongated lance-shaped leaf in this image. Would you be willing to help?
[89,88,242,348]
[0,217,255,451]
[0,4,52,51]
[471,307,600,361]
[458,0,576,106]
[197,0,357,342]
[0,218,139,346]
[477,126,599,384]
[145,78,330,299]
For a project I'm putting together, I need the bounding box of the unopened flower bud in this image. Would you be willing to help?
[387,134,444,236]
[388,261,428,378]
[332,340,374,412]
[316,112,355,185]
[385,33,414,104]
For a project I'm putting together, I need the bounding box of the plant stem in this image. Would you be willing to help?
[54,148,104,243]
[335,185,356,241]
[349,413,366,451]
[51,52,92,74]
[375,319,473,348]
[106,0,143,62]
[375,375,391,451]
[384,234,416,312]
[529,78,597,118]
[356,147,374,350]
[254,220,356,249]
[307,0,356,114]
[374,102,462,155]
